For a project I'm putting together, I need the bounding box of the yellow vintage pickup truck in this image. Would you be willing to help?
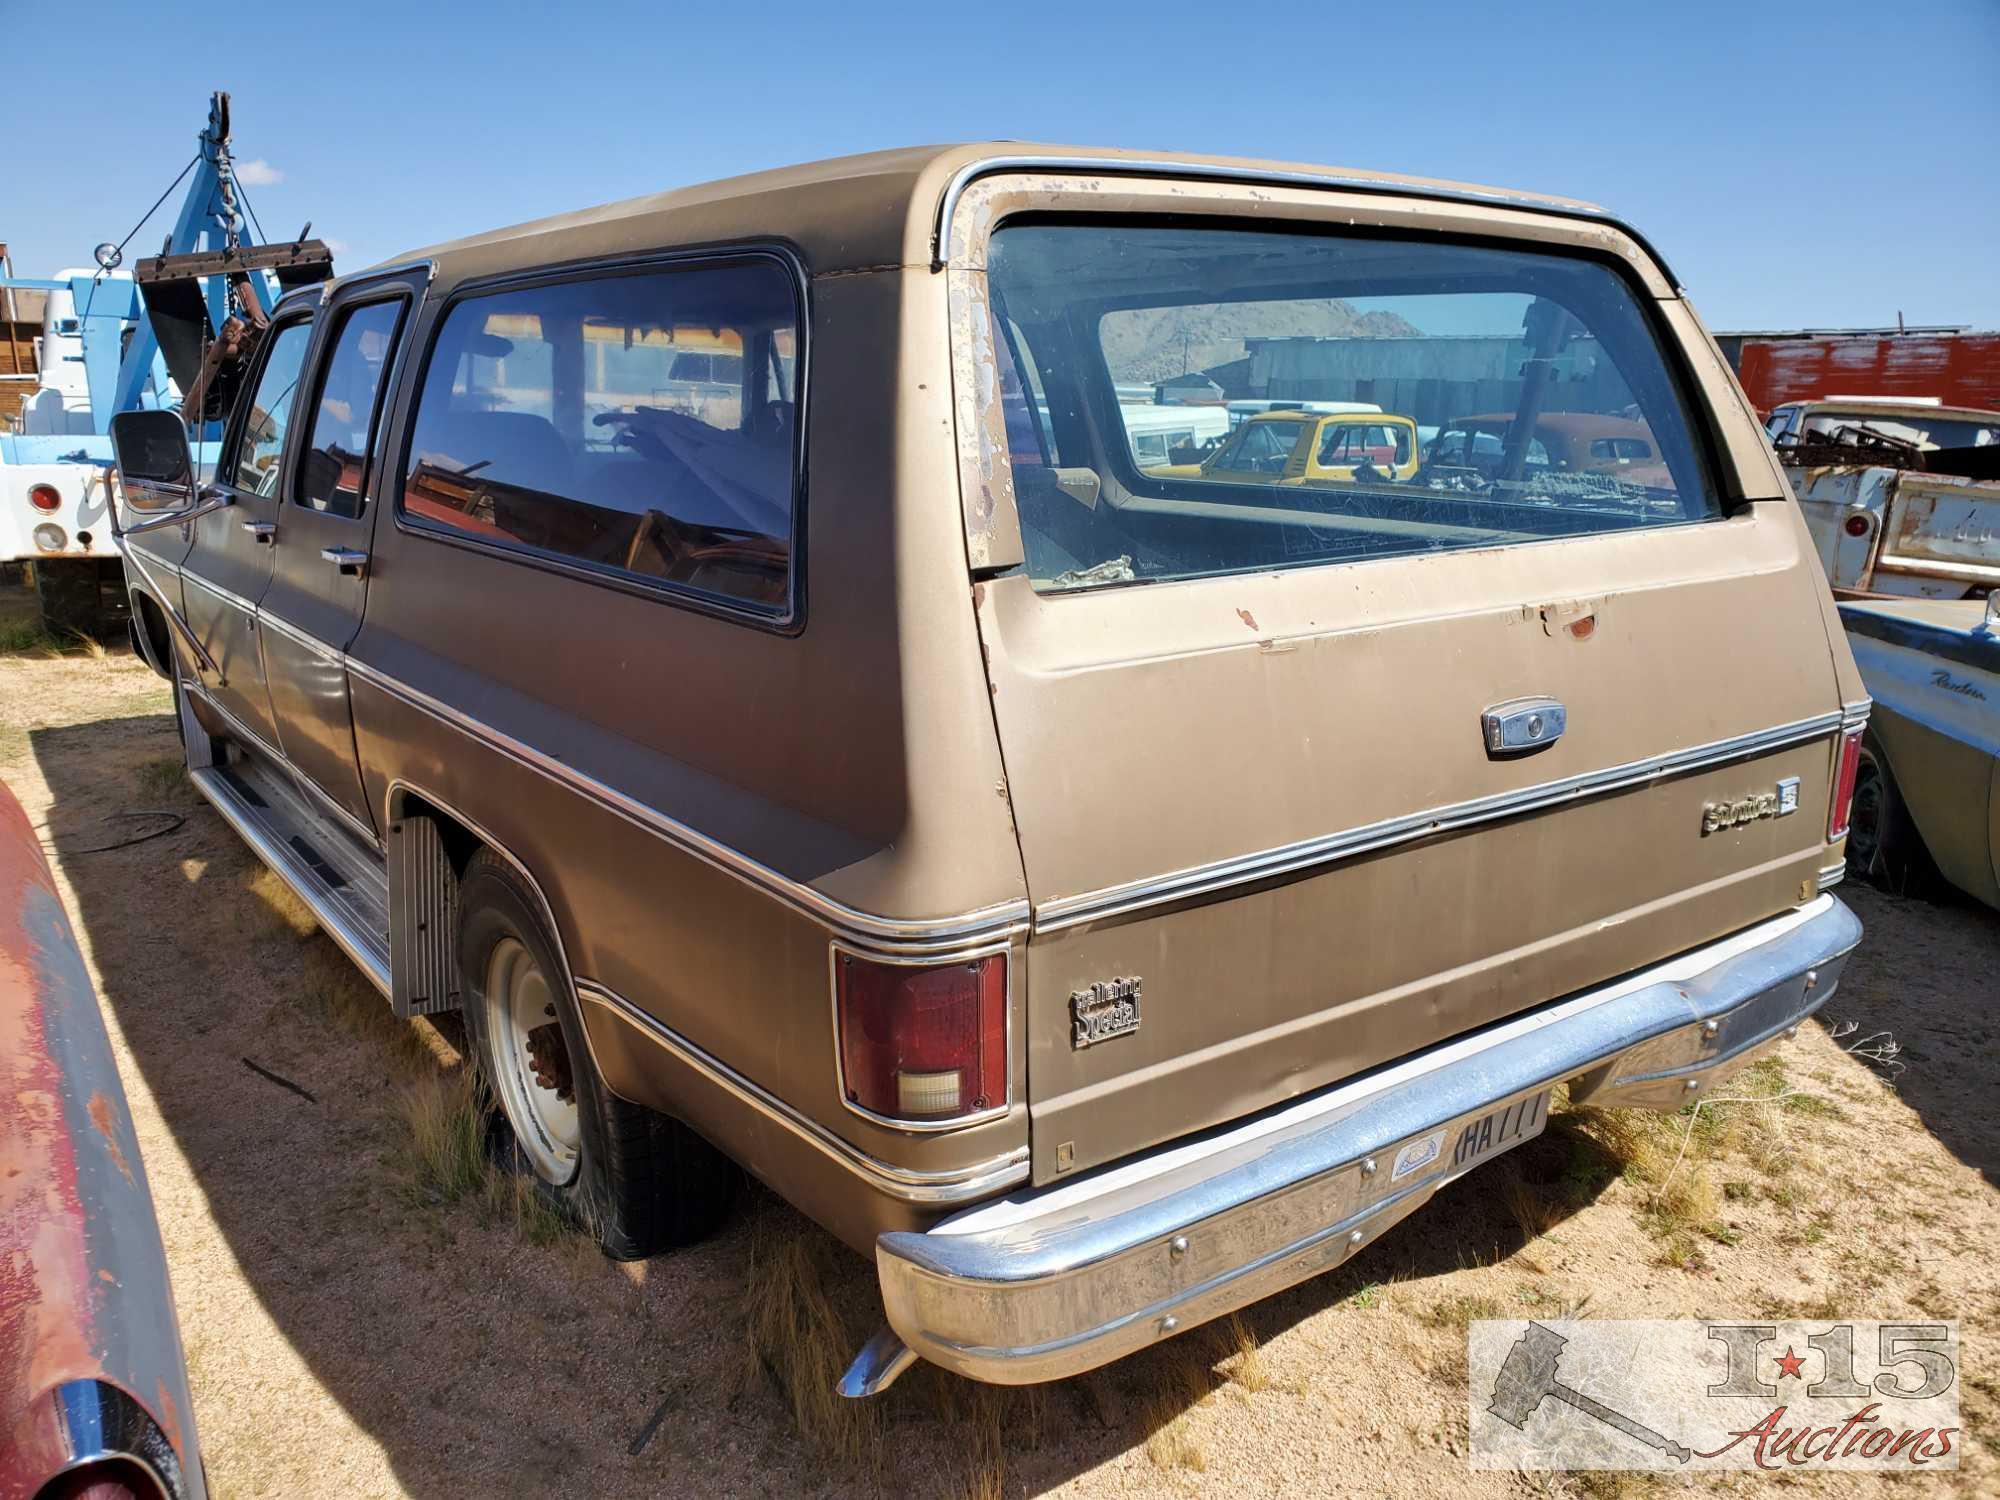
[1152,408,1421,483]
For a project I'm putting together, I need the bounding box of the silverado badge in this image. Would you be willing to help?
[1071,977,1142,1048]
[1702,776,1800,835]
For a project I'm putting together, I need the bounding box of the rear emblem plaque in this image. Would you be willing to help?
[1071,977,1142,1048]
[1702,776,1800,835]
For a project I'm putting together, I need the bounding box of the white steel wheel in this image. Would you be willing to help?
[483,935,581,1184]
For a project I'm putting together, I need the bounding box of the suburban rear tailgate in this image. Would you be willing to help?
[974,509,1846,1180]
[947,188,1855,1183]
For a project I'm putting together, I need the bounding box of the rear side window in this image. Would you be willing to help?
[401,258,801,615]
[987,223,1721,593]
[296,299,405,518]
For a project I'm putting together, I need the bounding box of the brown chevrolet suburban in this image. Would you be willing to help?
[106,145,1869,1397]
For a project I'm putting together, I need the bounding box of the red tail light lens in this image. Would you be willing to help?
[28,483,61,512]
[834,949,1006,1123]
[1828,725,1864,842]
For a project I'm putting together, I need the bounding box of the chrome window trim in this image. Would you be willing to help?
[343,653,1033,949]
[931,155,1684,289]
[574,978,1029,1205]
[1035,710,1849,933]
[828,937,1016,1134]
[389,243,811,634]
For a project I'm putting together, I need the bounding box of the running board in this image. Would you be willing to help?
[191,755,392,996]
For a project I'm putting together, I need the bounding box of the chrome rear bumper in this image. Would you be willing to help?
[840,894,1862,1394]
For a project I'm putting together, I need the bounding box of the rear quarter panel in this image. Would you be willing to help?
[346,259,1030,1245]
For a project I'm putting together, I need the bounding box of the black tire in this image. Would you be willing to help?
[455,849,737,1257]
[1846,735,1941,898]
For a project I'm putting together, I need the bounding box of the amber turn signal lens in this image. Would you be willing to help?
[834,949,1006,1123]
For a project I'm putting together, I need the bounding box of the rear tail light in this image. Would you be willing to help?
[1828,724,1865,842]
[28,483,61,512]
[834,948,1006,1124]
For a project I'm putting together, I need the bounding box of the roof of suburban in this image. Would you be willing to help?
[375,143,1613,286]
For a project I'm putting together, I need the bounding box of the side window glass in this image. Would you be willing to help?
[403,259,800,614]
[296,299,406,518]
[228,320,313,495]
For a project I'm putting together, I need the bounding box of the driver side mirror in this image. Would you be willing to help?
[110,409,197,514]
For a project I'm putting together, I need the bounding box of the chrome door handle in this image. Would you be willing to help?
[321,546,369,577]
[241,521,277,544]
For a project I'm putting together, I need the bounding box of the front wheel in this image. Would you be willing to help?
[456,850,738,1257]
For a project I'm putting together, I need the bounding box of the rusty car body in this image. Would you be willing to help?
[1430,411,1675,490]
[1771,399,2000,601]
[104,144,1869,1396]
[1838,593,2000,908]
[0,780,205,1499]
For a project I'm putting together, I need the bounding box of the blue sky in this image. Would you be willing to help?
[7,0,1996,332]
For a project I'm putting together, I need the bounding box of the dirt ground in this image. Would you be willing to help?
[3,641,1995,1499]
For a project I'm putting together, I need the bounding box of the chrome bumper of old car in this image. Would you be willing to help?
[839,894,1862,1395]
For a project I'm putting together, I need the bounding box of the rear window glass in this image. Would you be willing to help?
[985,223,1720,593]
[401,259,800,614]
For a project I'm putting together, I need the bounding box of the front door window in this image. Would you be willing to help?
[228,320,314,495]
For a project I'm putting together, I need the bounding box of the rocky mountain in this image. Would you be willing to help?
[1101,299,1420,385]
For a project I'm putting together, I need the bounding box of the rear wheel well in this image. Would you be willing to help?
[392,788,484,878]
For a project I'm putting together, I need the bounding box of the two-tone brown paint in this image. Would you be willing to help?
[126,145,1865,1254]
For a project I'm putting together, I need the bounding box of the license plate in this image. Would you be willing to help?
[1390,1089,1550,1183]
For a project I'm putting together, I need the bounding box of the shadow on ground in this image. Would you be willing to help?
[31,694,1627,1497]
[1824,881,2000,1186]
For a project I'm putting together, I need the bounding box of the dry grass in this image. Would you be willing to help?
[1140,1347,1214,1473]
[393,1067,490,1207]
[736,1212,883,1469]
[1218,1313,1273,1393]
[924,1374,1023,1499]
[134,755,190,800]
[389,1065,574,1248]
[0,619,109,657]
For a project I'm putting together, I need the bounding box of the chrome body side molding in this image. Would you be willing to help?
[1034,710,1849,933]
[345,655,1032,951]
[930,155,1685,289]
[847,895,1861,1392]
[574,979,1030,1206]
[255,607,344,661]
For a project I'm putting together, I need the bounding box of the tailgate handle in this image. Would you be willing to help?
[1482,696,1566,756]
